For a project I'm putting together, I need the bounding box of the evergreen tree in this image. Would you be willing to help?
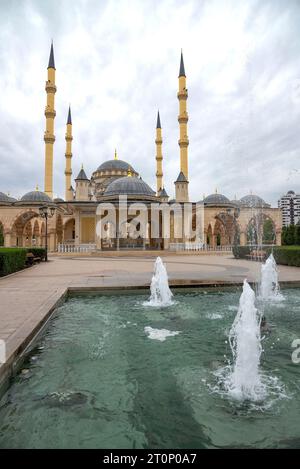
[281,226,287,245]
[286,224,295,245]
[295,223,300,245]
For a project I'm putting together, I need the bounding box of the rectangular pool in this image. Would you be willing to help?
[0,288,299,448]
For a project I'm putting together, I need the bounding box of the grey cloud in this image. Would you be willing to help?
[0,0,300,205]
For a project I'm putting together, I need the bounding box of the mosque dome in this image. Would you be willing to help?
[0,192,16,204]
[20,190,52,203]
[97,159,136,173]
[104,176,156,198]
[54,197,64,203]
[203,193,232,206]
[239,194,270,208]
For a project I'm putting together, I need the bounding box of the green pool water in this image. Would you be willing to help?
[0,288,300,449]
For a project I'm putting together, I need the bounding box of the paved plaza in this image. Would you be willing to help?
[1,253,300,384]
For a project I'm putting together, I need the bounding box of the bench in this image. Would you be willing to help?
[26,253,42,266]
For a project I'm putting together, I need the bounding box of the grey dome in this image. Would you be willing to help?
[0,192,16,203]
[21,190,52,203]
[203,193,231,206]
[97,159,135,173]
[104,176,155,197]
[240,194,270,208]
[54,197,64,203]
[287,190,295,195]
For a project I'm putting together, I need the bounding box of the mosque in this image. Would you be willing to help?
[0,44,282,252]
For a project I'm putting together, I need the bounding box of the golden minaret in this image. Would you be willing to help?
[155,110,163,194]
[65,106,73,201]
[178,50,189,180]
[44,41,56,198]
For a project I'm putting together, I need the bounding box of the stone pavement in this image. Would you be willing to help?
[1,253,300,385]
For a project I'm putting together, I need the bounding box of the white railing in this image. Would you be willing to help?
[169,242,232,252]
[57,243,96,253]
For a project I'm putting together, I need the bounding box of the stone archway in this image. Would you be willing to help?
[63,218,75,243]
[207,224,213,246]
[10,210,39,247]
[246,213,276,246]
[23,220,33,247]
[214,212,239,247]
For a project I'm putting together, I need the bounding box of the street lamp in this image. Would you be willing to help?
[39,205,55,262]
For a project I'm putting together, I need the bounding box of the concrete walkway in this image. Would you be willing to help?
[1,253,300,385]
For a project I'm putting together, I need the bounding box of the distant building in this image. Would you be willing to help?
[278,191,300,226]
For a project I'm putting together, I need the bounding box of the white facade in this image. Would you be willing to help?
[278,191,300,226]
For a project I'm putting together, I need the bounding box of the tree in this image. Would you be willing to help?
[295,224,300,245]
[263,219,275,244]
[285,224,295,245]
[281,226,287,245]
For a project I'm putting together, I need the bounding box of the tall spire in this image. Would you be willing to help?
[67,105,72,125]
[179,49,186,77]
[155,110,163,194]
[48,41,55,69]
[114,148,118,160]
[156,110,161,129]
[65,106,73,201]
[176,50,189,202]
[44,41,57,199]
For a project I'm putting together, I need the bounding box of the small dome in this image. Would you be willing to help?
[104,176,155,197]
[203,193,231,206]
[21,190,52,203]
[240,194,270,208]
[97,159,136,173]
[0,192,16,204]
[287,190,295,195]
[54,197,64,203]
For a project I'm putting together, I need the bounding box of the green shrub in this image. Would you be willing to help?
[26,247,46,260]
[266,246,300,267]
[232,245,251,259]
[0,248,27,276]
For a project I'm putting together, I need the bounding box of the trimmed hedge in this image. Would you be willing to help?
[233,245,300,267]
[266,246,300,267]
[0,248,27,276]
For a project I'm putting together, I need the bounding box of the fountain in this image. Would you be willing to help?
[143,257,173,307]
[260,253,284,301]
[225,280,266,401]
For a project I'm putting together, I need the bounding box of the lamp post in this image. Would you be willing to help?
[39,205,55,262]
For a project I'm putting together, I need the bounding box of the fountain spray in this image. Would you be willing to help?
[144,257,173,307]
[226,280,266,401]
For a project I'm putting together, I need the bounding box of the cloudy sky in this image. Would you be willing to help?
[0,0,300,205]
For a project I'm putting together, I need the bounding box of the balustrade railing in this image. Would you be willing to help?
[169,243,232,252]
[57,243,96,253]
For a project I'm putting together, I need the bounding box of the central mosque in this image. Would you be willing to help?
[0,44,282,251]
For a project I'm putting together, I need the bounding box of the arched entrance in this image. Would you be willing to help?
[214,212,239,247]
[207,224,213,246]
[63,218,75,243]
[11,211,40,247]
[246,214,276,246]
